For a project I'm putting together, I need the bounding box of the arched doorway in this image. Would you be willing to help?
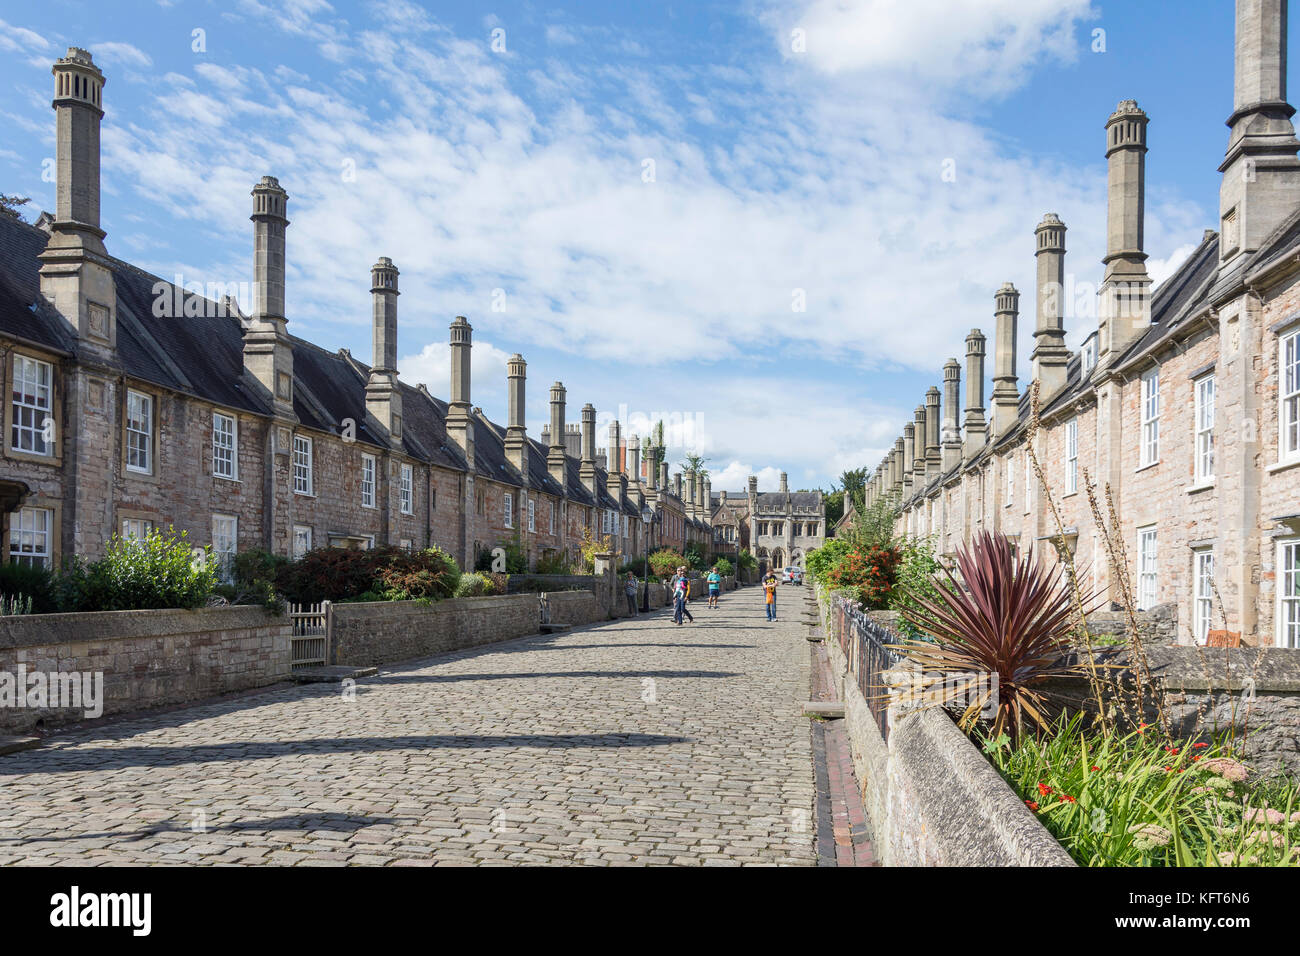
[772,549,785,570]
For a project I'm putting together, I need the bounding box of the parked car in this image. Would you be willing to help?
[782,566,804,585]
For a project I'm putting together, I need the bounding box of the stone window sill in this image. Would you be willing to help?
[1266,458,1300,476]
[1185,481,1215,494]
[1135,461,1160,474]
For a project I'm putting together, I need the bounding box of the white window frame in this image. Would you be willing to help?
[1193,548,1215,645]
[360,453,377,508]
[292,524,312,560]
[1005,455,1014,507]
[1081,338,1097,376]
[1140,367,1160,467]
[549,501,556,535]
[121,517,154,541]
[400,464,414,515]
[10,354,53,456]
[126,389,153,474]
[1064,418,1078,494]
[293,435,313,495]
[504,492,514,529]
[1278,538,1300,648]
[212,514,237,583]
[1194,374,1215,484]
[212,411,238,480]
[1281,329,1300,462]
[8,506,51,568]
[527,497,536,533]
[1137,526,1158,611]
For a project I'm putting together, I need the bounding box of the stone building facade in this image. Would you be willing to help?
[0,47,697,577]
[710,472,824,571]
[866,0,1300,649]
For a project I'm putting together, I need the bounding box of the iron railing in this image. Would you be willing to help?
[828,591,908,740]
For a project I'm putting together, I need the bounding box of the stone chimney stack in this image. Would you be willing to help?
[991,283,1020,439]
[924,386,941,481]
[661,460,670,492]
[239,176,294,419]
[893,437,906,494]
[646,444,659,490]
[564,424,581,459]
[1220,0,1300,268]
[1100,101,1153,364]
[606,420,623,503]
[446,316,474,461]
[901,422,915,494]
[911,405,927,488]
[39,48,116,352]
[702,475,712,525]
[674,473,683,499]
[628,435,641,483]
[580,403,597,493]
[685,468,697,519]
[504,354,528,476]
[942,359,962,471]
[963,329,988,463]
[1032,214,1070,397]
[548,382,566,485]
[365,257,402,443]
[540,424,550,447]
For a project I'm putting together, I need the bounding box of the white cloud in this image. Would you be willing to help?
[1148,241,1199,288]
[0,19,49,54]
[710,462,784,493]
[398,338,514,398]
[767,0,1095,97]
[90,42,153,68]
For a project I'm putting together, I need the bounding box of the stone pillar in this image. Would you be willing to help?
[1032,214,1069,397]
[925,386,941,482]
[942,359,962,472]
[991,283,1020,439]
[1219,0,1300,268]
[548,382,566,485]
[1100,102,1153,364]
[963,329,988,464]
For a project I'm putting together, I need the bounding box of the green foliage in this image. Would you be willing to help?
[0,560,59,613]
[684,544,707,571]
[889,537,942,638]
[0,594,33,615]
[473,534,529,574]
[713,557,733,576]
[453,571,497,598]
[276,545,461,604]
[535,551,573,575]
[649,549,686,578]
[65,529,218,612]
[985,715,1299,867]
[821,544,901,610]
[805,538,852,582]
[215,548,288,613]
[736,549,757,572]
[0,194,31,221]
[841,488,900,552]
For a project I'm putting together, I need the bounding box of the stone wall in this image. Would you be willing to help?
[330,590,605,667]
[817,585,1074,866]
[0,606,291,733]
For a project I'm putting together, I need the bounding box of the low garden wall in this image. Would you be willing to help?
[331,590,604,667]
[0,606,291,734]
[816,583,1074,866]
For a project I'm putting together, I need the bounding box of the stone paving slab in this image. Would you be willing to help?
[0,587,816,866]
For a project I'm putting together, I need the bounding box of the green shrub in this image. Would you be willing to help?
[276,545,461,604]
[822,545,901,610]
[454,572,496,598]
[0,594,33,615]
[535,551,573,575]
[0,560,58,613]
[73,529,218,612]
[473,534,529,574]
[736,549,757,572]
[648,549,685,578]
[805,538,852,582]
[889,537,942,638]
[713,557,733,577]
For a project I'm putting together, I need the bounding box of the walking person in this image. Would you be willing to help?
[624,572,639,616]
[706,566,721,608]
[673,566,694,625]
[763,570,778,622]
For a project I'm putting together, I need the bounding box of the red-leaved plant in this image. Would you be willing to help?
[892,531,1100,742]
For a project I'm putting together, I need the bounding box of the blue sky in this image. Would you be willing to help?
[0,0,1265,491]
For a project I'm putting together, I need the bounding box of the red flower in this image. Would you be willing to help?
[1037,783,1053,796]
[1194,742,1209,749]
[1165,746,1180,755]
[1061,794,1076,803]
[1090,765,1100,772]
[1025,799,1039,812]
[1191,755,1201,762]
[1164,766,1172,772]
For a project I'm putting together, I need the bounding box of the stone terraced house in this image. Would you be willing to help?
[0,46,705,577]
[868,0,1300,648]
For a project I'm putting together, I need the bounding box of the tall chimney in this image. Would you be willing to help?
[893,437,906,494]
[628,435,641,483]
[580,403,597,493]
[911,405,927,487]
[901,422,915,494]
[504,354,527,475]
[924,386,941,481]
[963,329,988,463]
[239,176,294,418]
[39,48,116,351]
[941,359,962,471]
[685,467,697,518]
[674,472,683,499]
[365,257,402,442]
[607,420,623,502]
[991,283,1020,439]
[548,382,566,485]
[702,475,712,526]
[446,316,474,460]
[1032,214,1069,397]
[646,443,659,490]
[1219,0,1300,268]
[661,460,670,492]
[1100,101,1153,363]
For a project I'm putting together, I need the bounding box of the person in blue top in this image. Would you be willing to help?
[706,566,722,608]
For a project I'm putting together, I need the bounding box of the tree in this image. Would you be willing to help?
[679,451,709,477]
[0,195,31,222]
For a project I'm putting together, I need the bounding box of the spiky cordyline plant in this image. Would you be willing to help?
[892,530,1101,742]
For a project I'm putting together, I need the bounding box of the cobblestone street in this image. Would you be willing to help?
[0,587,818,866]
